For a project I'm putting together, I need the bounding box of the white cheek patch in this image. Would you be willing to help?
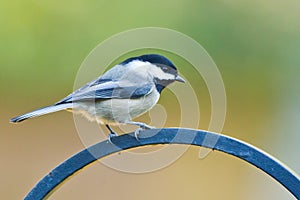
[148,64,175,80]
[125,61,153,77]
[125,60,175,80]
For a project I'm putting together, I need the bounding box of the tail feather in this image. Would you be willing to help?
[10,103,72,123]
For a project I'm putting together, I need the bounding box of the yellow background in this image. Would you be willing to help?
[1,0,300,199]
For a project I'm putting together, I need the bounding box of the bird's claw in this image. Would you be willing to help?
[108,132,118,144]
[134,125,154,141]
[141,124,154,130]
[134,127,143,141]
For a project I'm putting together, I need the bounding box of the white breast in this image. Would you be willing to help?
[72,89,160,125]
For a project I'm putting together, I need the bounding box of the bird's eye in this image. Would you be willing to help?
[162,66,169,72]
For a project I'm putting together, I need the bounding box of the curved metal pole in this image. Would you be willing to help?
[24,128,300,199]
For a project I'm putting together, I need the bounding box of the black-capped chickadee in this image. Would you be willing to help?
[10,54,185,140]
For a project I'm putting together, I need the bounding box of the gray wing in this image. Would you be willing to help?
[56,80,154,104]
[55,77,112,104]
[56,63,137,103]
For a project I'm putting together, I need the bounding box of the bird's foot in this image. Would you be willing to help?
[125,121,154,140]
[108,132,118,144]
[140,124,154,130]
[134,125,154,141]
[134,127,143,141]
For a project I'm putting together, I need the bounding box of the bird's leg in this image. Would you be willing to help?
[126,121,154,140]
[127,121,154,129]
[105,124,118,143]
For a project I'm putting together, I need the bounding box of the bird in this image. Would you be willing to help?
[10,54,185,141]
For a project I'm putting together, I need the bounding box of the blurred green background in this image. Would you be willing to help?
[1,0,300,199]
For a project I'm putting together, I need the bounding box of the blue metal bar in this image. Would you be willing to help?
[24,128,300,199]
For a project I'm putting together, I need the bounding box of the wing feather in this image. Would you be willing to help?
[56,79,153,104]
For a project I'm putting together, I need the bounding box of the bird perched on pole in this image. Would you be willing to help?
[10,54,185,141]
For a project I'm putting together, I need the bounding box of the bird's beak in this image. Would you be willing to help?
[175,75,185,83]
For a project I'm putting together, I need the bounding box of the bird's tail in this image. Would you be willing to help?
[10,103,72,123]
